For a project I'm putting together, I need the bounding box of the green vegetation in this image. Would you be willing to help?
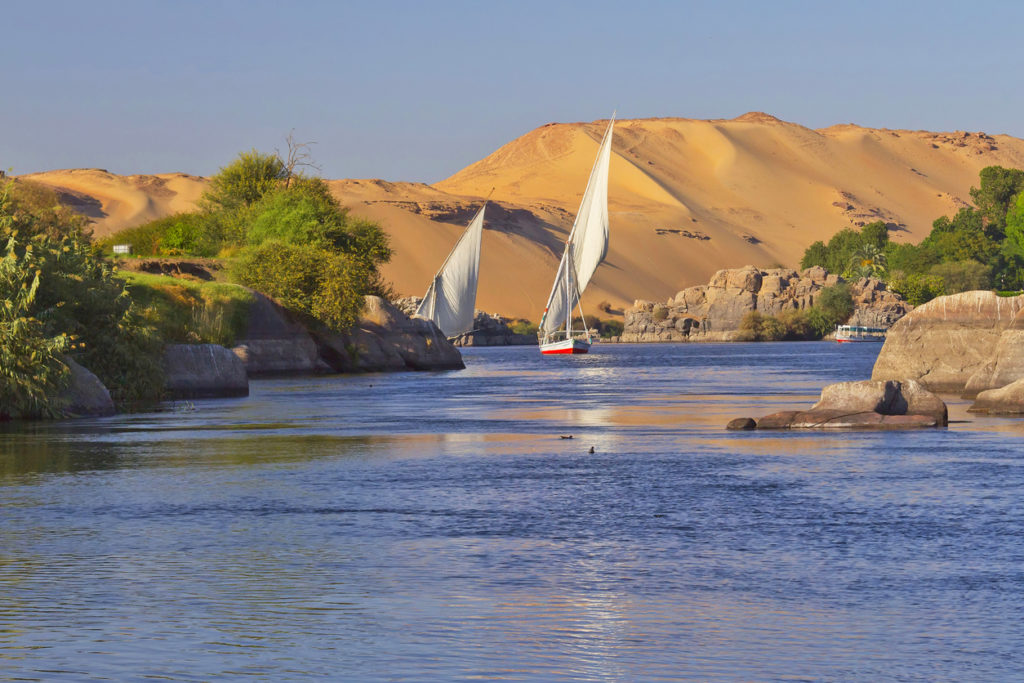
[509,319,539,336]
[800,166,1024,304]
[117,272,253,346]
[101,148,393,332]
[735,283,854,341]
[0,180,164,417]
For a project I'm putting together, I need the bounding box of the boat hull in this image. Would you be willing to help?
[539,339,591,355]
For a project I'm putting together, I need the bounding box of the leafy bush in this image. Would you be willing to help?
[599,318,624,338]
[99,212,222,257]
[1,181,165,414]
[231,240,366,331]
[888,272,946,306]
[509,319,538,336]
[928,260,991,294]
[0,234,71,420]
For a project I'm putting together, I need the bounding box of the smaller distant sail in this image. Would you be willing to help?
[416,204,486,337]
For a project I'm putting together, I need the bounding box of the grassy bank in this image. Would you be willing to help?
[117,272,254,347]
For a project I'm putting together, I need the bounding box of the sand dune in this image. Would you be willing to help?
[20,114,1024,320]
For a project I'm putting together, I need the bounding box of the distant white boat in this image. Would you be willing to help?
[835,324,886,343]
[415,203,486,338]
[538,116,615,355]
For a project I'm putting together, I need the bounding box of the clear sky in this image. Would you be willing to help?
[3,0,1023,182]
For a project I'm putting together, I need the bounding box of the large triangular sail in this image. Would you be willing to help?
[540,116,614,340]
[415,203,486,337]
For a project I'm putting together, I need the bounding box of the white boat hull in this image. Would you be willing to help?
[539,338,591,355]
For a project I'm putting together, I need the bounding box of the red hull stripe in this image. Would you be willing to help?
[540,347,589,355]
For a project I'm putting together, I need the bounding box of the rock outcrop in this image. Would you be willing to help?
[969,378,1024,414]
[621,266,910,342]
[59,358,116,417]
[872,291,1024,393]
[392,297,537,346]
[317,296,464,372]
[732,379,947,430]
[163,344,249,399]
[231,292,324,376]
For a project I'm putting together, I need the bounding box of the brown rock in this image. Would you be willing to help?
[872,291,1024,392]
[317,296,464,372]
[968,378,1024,414]
[811,380,902,414]
[231,291,322,376]
[726,417,757,430]
[164,344,249,399]
[755,411,801,429]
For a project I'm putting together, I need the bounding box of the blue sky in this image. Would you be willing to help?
[3,0,1022,181]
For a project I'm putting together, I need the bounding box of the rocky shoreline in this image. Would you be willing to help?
[393,297,537,346]
[617,265,910,343]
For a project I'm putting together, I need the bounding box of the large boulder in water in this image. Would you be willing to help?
[734,378,947,430]
[811,379,947,425]
[872,291,1024,393]
[231,291,323,376]
[962,309,1024,397]
[968,378,1024,414]
[316,296,464,372]
[164,344,249,399]
[59,358,115,417]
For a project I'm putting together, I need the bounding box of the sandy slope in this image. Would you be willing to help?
[20,114,1024,320]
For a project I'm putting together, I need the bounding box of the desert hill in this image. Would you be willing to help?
[19,113,1024,320]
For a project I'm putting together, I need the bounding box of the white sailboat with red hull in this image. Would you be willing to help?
[538,116,614,355]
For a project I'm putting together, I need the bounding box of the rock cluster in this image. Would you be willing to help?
[163,295,464,402]
[316,296,465,372]
[621,266,910,342]
[728,379,947,430]
[393,296,537,346]
[868,290,1024,414]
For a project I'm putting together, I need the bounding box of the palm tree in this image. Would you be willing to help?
[848,244,888,279]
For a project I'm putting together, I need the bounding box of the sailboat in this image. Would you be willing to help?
[538,115,614,355]
[415,202,486,339]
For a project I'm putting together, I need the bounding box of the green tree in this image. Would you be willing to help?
[201,149,288,212]
[970,166,1024,238]
[923,208,1000,265]
[928,260,991,294]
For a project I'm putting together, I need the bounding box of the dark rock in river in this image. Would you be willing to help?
[164,344,249,399]
[872,291,1024,394]
[317,296,464,372]
[621,266,910,342]
[59,357,115,417]
[726,417,757,430]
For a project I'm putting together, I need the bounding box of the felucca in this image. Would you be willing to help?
[538,115,614,355]
[415,203,486,339]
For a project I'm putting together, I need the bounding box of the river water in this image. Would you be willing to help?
[2,342,1023,681]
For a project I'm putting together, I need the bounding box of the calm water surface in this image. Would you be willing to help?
[2,343,1023,681]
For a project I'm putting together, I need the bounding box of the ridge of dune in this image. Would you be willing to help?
[18,114,1024,320]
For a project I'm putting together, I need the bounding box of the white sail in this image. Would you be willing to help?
[540,117,614,337]
[415,203,486,337]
